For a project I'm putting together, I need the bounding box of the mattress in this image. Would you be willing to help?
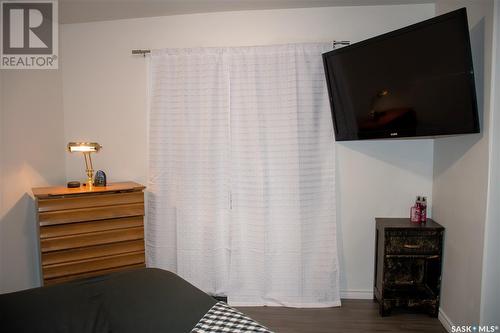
[0,268,273,333]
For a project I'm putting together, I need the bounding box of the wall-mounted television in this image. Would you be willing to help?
[322,8,479,141]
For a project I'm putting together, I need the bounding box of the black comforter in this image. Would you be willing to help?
[0,268,217,333]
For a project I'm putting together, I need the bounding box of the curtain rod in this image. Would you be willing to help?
[131,41,350,56]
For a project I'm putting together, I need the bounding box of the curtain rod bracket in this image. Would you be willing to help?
[333,41,350,48]
[132,49,151,57]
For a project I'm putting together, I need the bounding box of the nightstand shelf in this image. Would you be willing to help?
[384,284,436,300]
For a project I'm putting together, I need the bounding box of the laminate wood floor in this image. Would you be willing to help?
[238,299,446,333]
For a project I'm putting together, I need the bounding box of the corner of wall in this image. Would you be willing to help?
[433,0,495,326]
[439,308,454,333]
[479,0,500,324]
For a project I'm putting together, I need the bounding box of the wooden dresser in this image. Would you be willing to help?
[32,182,146,286]
[374,218,444,317]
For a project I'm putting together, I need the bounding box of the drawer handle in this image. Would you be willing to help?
[403,244,422,249]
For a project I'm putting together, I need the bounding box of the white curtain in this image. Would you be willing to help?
[227,44,339,307]
[148,48,231,295]
[148,43,339,307]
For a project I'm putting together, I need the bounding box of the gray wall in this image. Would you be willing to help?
[433,0,494,325]
[480,0,500,324]
[0,69,66,293]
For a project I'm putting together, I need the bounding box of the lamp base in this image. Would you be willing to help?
[85,166,94,189]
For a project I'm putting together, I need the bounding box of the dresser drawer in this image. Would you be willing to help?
[39,203,144,226]
[41,226,144,252]
[385,230,441,255]
[40,216,143,239]
[42,240,145,265]
[43,251,145,279]
[44,263,146,286]
[37,191,144,212]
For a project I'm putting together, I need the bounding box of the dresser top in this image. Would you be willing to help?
[32,182,145,198]
[375,217,444,230]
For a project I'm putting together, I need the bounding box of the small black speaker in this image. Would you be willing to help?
[67,181,81,188]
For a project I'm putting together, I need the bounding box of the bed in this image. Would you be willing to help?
[0,268,273,333]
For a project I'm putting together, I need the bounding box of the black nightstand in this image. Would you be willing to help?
[374,218,444,317]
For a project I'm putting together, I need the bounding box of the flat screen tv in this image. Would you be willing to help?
[322,8,479,141]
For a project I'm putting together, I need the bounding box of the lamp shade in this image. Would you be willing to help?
[67,142,102,153]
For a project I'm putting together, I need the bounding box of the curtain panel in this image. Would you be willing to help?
[148,43,340,307]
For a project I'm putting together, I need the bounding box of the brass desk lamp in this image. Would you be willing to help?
[67,142,102,187]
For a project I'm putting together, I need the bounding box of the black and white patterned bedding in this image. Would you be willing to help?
[191,301,274,333]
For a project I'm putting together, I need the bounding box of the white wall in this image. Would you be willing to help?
[61,4,435,296]
[336,139,434,296]
[0,70,66,293]
[480,0,500,324]
[433,0,495,326]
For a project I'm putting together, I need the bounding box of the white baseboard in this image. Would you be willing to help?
[438,308,454,333]
[340,289,373,299]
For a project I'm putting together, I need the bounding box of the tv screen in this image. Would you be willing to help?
[322,8,479,141]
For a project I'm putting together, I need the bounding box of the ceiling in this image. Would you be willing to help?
[59,0,435,24]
